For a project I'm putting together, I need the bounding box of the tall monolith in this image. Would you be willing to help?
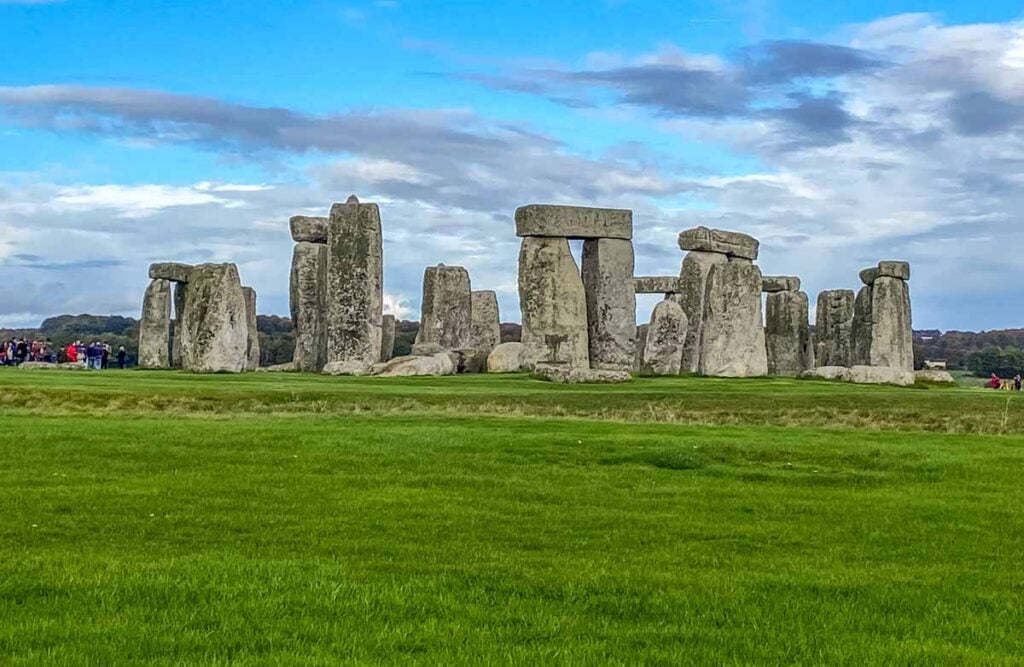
[765,289,812,376]
[699,261,768,377]
[180,263,249,373]
[242,286,260,371]
[138,278,172,369]
[469,290,501,359]
[380,314,396,362]
[814,289,854,367]
[642,299,687,375]
[581,238,636,371]
[518,237,589,369]
[290,241,328,372]
[675,251,728,373]
[415,265,472,350]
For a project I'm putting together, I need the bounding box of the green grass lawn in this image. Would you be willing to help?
[2,370,1024,663]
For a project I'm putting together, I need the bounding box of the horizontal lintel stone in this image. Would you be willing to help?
[634,276,681,294]
[290,215,328,243]
[149,262,194,283]
[515,204,632,240]
[678,226,759,260]
[762,275,800,293]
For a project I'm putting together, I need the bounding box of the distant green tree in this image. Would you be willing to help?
[967,346,1024,377]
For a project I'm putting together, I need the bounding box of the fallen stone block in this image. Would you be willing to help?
[515,204,632,240]
[487,342,525,373]
[849,365,915,386]
[678,226,759,260]
[373,353,456,377]
[532,364,632,384]
[256,362,297,373]
[915,369,955,384]
[800,366,852,382]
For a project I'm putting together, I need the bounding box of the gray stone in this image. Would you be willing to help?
[256,362,296,373]
[514,204,632,240]
[850,285,874,366]
[289,215,328,243]
[325,197,383,374]
[582,238,636,371]
[765,290,813,376]
[675,250,729,373]
[532,364,632,384]
[149,262,193,283]
[380,314,396,362]
[415,265,472,350]
[849,365,915,386]
[870,276,913,370]
[487,342,525,373]
[699,261,768,377]
[633,323,648,373]
[859,267,879,286]
[678,227,759,260]
[877,260,911,280]
[453,348,487,374]
[761,275,800,293]
[915,369,955,384]
[634,276,681,294]
[411,342,448,356]
[20,361,87,371]
[138,278,172,369]
[518,237,589,369]
[322,360,374,376]
[642,299,687,375]
[801,366,852,381]
[814,289,855,367]
[242,286,260,371]
[374,353,456,377]
[179,263,249,373]
[290,241,328,373]
[172,282,188,369]
[469,291,501,359]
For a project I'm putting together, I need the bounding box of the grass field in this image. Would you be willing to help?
[2,369,1024,663]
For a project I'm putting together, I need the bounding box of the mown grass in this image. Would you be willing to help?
[2,369,1024,663]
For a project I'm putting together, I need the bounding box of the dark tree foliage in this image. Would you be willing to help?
[913,329,1024,370]
[966,347,1024,377]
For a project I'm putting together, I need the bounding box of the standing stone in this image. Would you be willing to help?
[633,323,648,373]
[851,285,874,367]
[814,289,855,367]
[290,241,328,372]
[675,251,728,373]
[518,237,589,369]
[242,286,260,371]
[380,314,396,362]
[469,290,501,358]
[180,263,249,373]
[699,261,768,377]
[765,290,813,376]
[415,265,472,350]
[642,299,687,375]
[324,196,383,374]
[172,282,188,369]
[581,238,636,371]
[870,276,913,370]
[138,279,172,369]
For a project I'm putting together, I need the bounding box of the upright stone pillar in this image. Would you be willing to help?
[138,279,172,369]
[290,241,328,372]
[581,238,636,371]
[675,251,728,373]
[415,265,472,349]
[851,285,874,366]
[242,286,260,371]
[518,237,589,369]
[851,261,913,370]
[642,299,687,375]
[172,282,188,369]
[380,314,396,362]
[324,196,383,375]
[699,261,768,377]
[180,263,249,373]
[814,289,854,367]
[763,277,812,376]
[469,290,501,359]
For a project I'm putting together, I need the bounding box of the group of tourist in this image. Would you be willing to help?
[1,338,56,365]
[64,341,128,370]
[0,339,127,369]
[988,373,1023,391]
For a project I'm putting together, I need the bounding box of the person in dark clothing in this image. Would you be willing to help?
[101,342,110,369]
[117,346,127,369]
[15,339,28,365]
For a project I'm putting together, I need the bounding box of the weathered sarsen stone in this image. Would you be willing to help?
[290,241,328,372]
[675,250,728,373]
[814,289,854,367]
[582,238,635,371]
[642,299,687,376]
[699,261,768,377]
[289,215,328,243]
[678,227,759,260]
[487,341,525,373]
[765,289,813,376]
[869,276,913,370]
[242,286,260,371]
[179,263,249,373]
[762,276,800,293]
[138,279,173,369]
[380,314,396,362]
[515,204,632,240]
[532,364,632,384]
[172,282,188,369]
[633,323,648,373]
[851,285,874,366]
[374,353,455,377]
[634,276,680,294]
[324,196,383,374]
[149,262,193,283]
[518,237,589,369]
[470,291,501,358]
[415,265,472,350]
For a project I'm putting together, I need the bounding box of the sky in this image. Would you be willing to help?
[1,0,1023,331]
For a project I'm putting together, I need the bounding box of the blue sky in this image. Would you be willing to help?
[2,0,1023,330]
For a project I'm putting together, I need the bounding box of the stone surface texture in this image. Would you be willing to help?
[678,227,759,260]
[172,282,188,369]
[290,241,328,372]
[633,323,648,373]
[675,250,728,373]
[380,314,396,362]
[765,290,813,376]
[518,237,590,369]
[849,365,915,386]
[642,299,687,375]
[514,204,632,240]
[801,366,852,381]
[878,261,911,280]
[289,215,328,243]
[698,261,768,377]
[179,263,249,373]
[581,238,636,371]
[869,276,914,370]
[859,267,879,286]
[814,289,855,367]
[761,276,801,293]
[850,285,875,366]
[915,369,955,384]
[373,353,455,377]
[532,364,632,384]
[242,286,260,371]
[487,342,525,373]
[138,278,173,369]
[469,291,501,359]
[149,262,193,283]
[634,276,680,294]
[325,198,383,374]
[415,265,472,350]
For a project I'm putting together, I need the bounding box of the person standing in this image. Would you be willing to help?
[1015,375,1022,392]
[117,346,127,369]
[101,342,110,370]
[66,342,78,364]
[15,338,28,365]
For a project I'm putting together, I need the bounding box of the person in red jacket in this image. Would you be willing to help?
[66,342,78,363]
[988,373,1002,389]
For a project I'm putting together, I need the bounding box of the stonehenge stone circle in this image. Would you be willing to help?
[642,299,687,375]
[290,241,328,372]
[415,264,472,350]
[138,279,173,369]
[515,204,632,240]
[242,286,260,371]
[699,260,768,377]
[149,262,193,283]
[814,289,855,368]
[761,275,800,293]
[470,290,501,358]
[178,263,249,373]
[634,276,681,294]
[380,314,396,363]
[172,282,188,369]
[532,364,632,384]
[374,353,455,377]
[582,238,636,371]
[851,261,913,370]
[324,196,383,375]
[765,288,813,376]
[678,227,759,260]
[848,365,915,386]
[676,250,728,373]
[517,236,590,369]
[289,215,328,244]
[487,341,525,373]
[633,323,648,373]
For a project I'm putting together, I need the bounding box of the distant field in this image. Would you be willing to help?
[2,370,1023,663]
